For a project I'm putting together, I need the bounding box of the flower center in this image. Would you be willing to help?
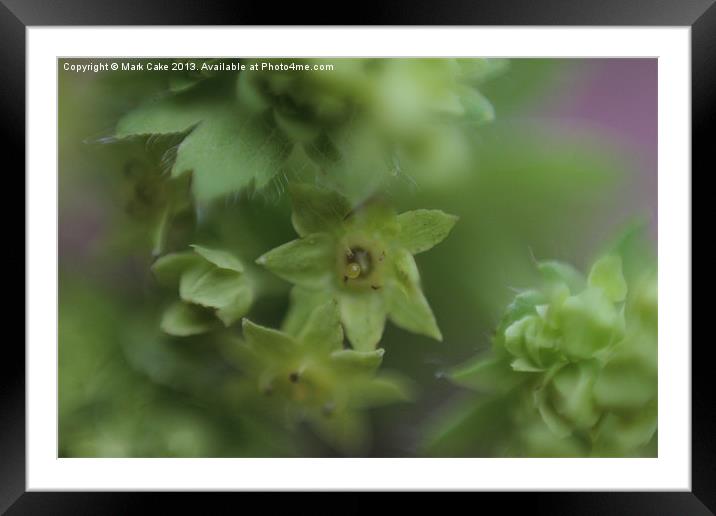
[344,247,372,281]
[345,262,362,280]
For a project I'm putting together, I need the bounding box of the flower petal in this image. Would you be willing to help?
[191,244,245,273]
[339,291,387,351]
[386,249,442,340]
[347,374,414,409]
[331,349,385,373]
[151,252,202,286]
[538,260,586,294]
[256,233,335,289]
[298,299,344,354]
[215,276,254,326]
[588,255,627,303]
[559,288,623,360]
[160,302,216,336]
[242,318,296,357]
[386,283,442,341]
[289,183,351,236]
[344,199,399,238]
[281,287,333,336]
[179,263,245,310]
[396,209,458,255]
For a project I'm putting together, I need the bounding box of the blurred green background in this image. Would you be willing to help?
[59,58,656,457]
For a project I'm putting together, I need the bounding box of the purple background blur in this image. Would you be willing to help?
[530,59,657,230]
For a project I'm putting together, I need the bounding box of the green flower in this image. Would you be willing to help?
[448,254,657,456]
[256,184,458,351]
[152,245,254,336]
[236,300,411,452]
[238,58,501,142]
[238,59,504,199]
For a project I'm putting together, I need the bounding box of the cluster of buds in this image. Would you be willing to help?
[450,255,657,456]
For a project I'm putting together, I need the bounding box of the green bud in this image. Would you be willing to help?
[235,302,411,452]
[153,245,254,335]
[446,251,657,457]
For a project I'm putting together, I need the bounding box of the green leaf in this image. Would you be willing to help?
[339,291,387,351]
[242,319,296,356]
[116,91,211,136]
[274,111,321,143]
[236,71,271,112]
[396,209,459,255]
[179,264,243,310]
[256,233,335,289]
[538,260,586,294]
[386,250,442,340]
[281,287,333,336]
[450,355,524,392]
[214,278,254,326]
[588,255,627,303]
[191,245,245,273]
[349,375,413,408]
[176,110,291,202]
[116,92,292,202]
[297,300,343,354]
[289,183,352,236]
[160,302,216,336]
[155,246,252,327]
[331,349,385,372]
[151,252,201,286]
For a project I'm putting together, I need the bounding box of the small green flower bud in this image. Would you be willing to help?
[447,253,657,457]
[235,302,411,452]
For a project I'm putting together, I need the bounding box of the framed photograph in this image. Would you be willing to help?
[8,0,708,511]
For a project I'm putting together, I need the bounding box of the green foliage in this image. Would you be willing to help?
[116,82,292,202]
[153,245,254,335]
[257,184,457,350]
[60,57,657,458]
[115,58,503,204]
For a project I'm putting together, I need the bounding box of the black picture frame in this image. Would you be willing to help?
[5,0,708,512]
